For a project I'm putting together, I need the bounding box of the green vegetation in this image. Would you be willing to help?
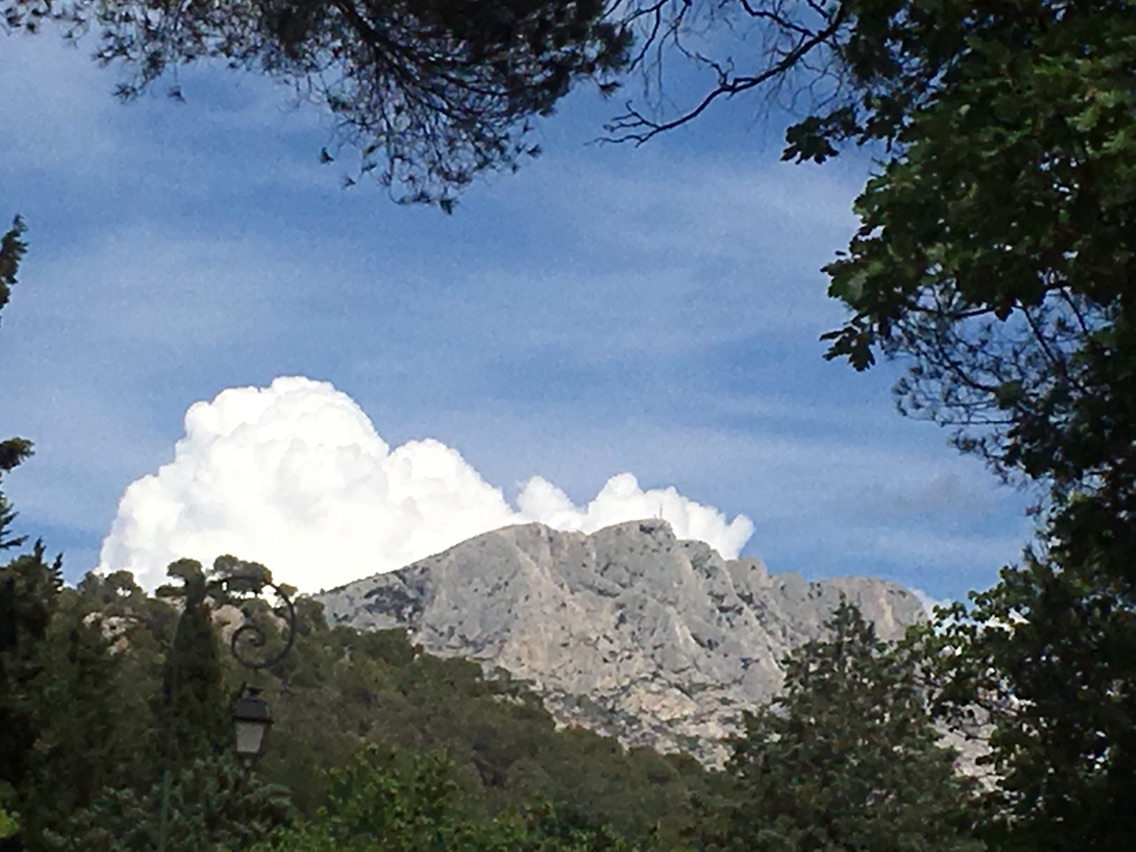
[4,0,1135,847]
[44,755,294,852]
[2,528,981,850]
[697,602,981,851]
[2,548,714,849]
[0,807,17,840]
[250,745,638,851]
[787,2,1136,846]
[610,1,1136,846]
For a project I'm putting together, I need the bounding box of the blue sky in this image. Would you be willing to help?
[0,32,1035,601]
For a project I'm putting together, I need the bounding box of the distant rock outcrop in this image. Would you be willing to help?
[317,520,925,765]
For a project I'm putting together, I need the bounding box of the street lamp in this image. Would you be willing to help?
[157,569,297,852]
[232,686,273,759]
[222,572,296,762]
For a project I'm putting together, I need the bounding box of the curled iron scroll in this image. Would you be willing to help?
[213,574,297,671]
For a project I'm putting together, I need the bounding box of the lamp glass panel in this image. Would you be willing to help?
[235,719,268,756]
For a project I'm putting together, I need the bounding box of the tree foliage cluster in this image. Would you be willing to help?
[606,1,1136,846]
[1,541,978,850]
[2,0,631,208]
[695,602,982,852]
[766,2,1136,846]
[1,535,717,847]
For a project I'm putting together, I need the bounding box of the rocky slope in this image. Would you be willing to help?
[317,519,925,765]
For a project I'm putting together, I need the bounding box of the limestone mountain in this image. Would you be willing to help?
[316,519,925,765]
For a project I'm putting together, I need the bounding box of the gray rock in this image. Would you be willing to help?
[317,519,926,765]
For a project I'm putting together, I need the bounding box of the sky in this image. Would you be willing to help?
[0,30,1037,601]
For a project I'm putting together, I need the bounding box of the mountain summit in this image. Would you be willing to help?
[317,519,925,764]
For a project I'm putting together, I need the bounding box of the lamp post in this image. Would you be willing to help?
[157,570,296,852]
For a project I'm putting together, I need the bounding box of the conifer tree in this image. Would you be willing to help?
[0,215,32,551]
[157,559,229,771]
[45,754,295,851]
[702,601,981,851]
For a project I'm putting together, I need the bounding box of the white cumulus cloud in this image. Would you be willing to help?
[98,376,754,591]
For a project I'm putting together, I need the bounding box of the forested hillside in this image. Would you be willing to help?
[0,549,978,851]
[1,553,719,849]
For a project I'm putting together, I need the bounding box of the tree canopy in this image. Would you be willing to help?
[1,553,716,848]
[787,5,1136,844]
[603,2,1136,845]
[0,216,32,502]
[609,0,1136,516]
[0,216,66,847]
[810,0,1136,500]
[3,0,631,208]
[700,600,981,851]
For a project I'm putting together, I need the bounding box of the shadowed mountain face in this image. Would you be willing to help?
[316,520,925,764]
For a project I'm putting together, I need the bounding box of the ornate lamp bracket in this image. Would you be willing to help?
[211,573,297,671]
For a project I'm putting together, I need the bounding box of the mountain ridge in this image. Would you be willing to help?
[317,519,925,764]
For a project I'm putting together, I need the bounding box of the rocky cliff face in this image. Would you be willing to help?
[316,520,925,765]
